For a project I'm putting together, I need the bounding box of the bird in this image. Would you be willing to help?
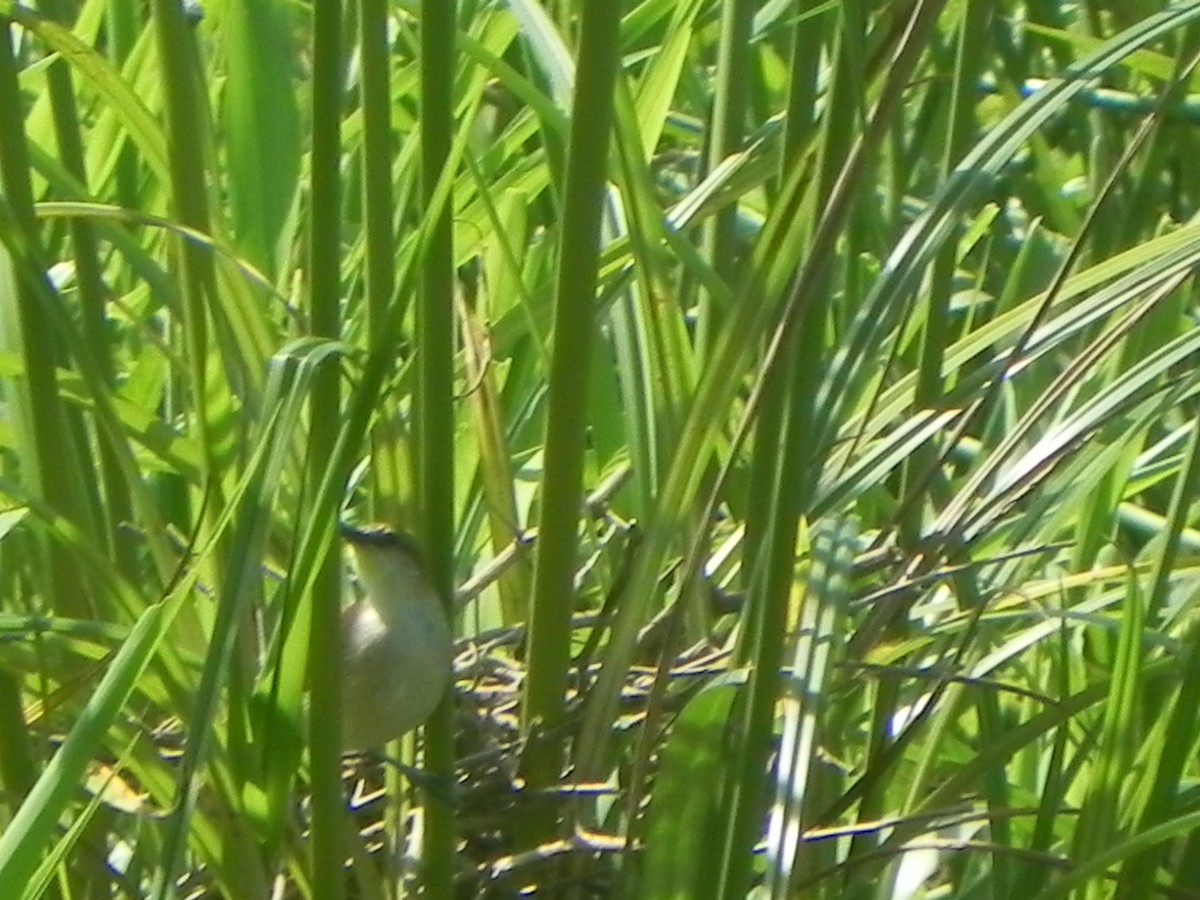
[339,523,454,752]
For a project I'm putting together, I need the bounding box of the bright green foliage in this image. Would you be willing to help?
[5,0,1200,897]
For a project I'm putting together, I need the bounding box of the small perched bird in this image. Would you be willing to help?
[339,524,454,752]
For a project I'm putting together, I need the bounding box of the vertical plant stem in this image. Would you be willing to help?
[106,0,140,208]
[697,0,753,356]
[149,0,217,483]
[37,0,112,548]
[520,0,622,835]
[418,0,458,892]
[0,20,91,625]
[306,0,344,894]
[718,336,806,898]
[359,0,393,340]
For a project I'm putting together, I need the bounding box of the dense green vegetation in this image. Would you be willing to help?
[6,0,1200,896]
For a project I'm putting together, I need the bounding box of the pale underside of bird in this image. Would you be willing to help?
[339,525,454,752]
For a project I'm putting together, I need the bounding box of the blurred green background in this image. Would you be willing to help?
[5,0,1200,897]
